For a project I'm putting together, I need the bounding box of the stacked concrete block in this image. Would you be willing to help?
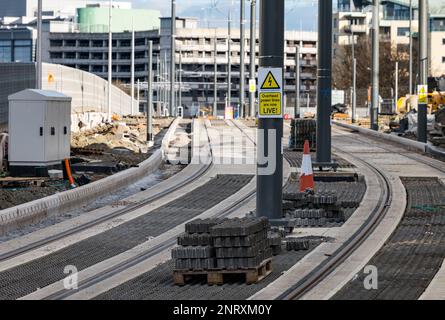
[289,119,317,150]
[283,190,345,227]
[285,238,310,251]
[268,232,282,256]
[174,217,278,271]
[211,217,272,270]
[173,219,226,270]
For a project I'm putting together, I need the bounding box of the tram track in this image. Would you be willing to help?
[38,119,261,300]
[0,120,213,264]
[278,128,393,300]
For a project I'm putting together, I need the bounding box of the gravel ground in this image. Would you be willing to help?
[332,177,445,300]
[95,243,321,300]
[0,163,185,243]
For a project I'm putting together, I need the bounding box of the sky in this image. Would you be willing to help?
[131,0,445,31]
[131,0,319,31]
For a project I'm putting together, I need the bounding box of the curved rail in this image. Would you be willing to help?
[0,120,213,263]
[278,143,393,300]
[45,120,259,300]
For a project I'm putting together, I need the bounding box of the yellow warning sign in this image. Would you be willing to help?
[261,71,280,90]
[418,85,428,104]
[48,73,55,84]
[259,92,282,117]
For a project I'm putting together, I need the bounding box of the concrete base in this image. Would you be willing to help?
[9,163,63,177]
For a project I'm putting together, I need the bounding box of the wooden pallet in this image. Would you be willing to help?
[173,259,272,286]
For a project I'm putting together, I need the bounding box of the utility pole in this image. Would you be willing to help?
[295,45,300,118]
[395,61,399,112]
[316,0,333,164]
[409,0,413,95]
[214,38,218,118]
[131,21,135,115]
[418,0,428,143]
[137,79,140,112]
[164,51,168,115]
[156,54,160,116]
[239,0,246,118]
[256,0,284,219]
[36,0,42,90]
[249,0,256,118]
[227,9,232,114]
[179,50,182,112]
[147,40,153,142]
[351,32,357,123]
[108,0,113,122]
[170,0,176,117]
[352,58,357,122]
[370,0,380,131]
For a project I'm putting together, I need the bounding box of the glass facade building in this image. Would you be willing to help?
[0,28,34,63]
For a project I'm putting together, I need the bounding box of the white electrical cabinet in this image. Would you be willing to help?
[8,89,72,176]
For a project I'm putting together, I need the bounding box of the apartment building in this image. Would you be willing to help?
[44,16,317,115]
[430,12,445,77]
[159,17,318,114]
[334,0,445,77]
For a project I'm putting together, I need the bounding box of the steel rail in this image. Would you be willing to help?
[278,134,393,300]
[0,122,213,264]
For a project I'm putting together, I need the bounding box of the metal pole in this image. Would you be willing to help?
[249,0,256,118]
[227,9,232,114]
[240,0,246,118]
[370,0,380,131]
[147,41,153,142]
[131,21,135,115]
[36,0,42,90]
[395,61,399,113]
[156,54,160,116]
[179,49,182,111]
[352,58,357,122]
[214,38,218,118]
[351,32,356,123]
[295,45,300,118]
[137,79,140,113]
[170,0,176,117]
[316,0,332,163]
[418,0,428,143]
[409,0,413,95]
[164,51,168,114]
[108,0,113,121]
[256,0,284,219]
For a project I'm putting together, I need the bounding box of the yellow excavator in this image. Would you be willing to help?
[396,91,445,115]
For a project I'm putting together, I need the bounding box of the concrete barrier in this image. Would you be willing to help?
[333,121,428,153]
[0,118,179,236]
[161,118,180,160]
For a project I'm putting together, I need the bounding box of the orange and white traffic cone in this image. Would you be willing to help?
[300,140,314,192]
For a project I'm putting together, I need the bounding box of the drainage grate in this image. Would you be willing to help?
[333,177,445,300]
[0,175,253,300]
[95,243,321,300]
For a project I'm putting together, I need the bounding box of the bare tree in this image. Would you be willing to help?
[333,37,418,107]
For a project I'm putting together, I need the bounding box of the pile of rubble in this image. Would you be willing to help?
[71,121,153,154]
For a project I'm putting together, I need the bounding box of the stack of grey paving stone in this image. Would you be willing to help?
[285,238,310,251]
[289,119,317,150]
[173,219,226,270]
[282,190,345,228]
[211,217,273,269]
[173,217,279,271]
